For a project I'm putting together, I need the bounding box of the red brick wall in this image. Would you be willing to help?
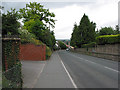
[19,44,46,61]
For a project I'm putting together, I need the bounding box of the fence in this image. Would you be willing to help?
[2,35,22,88]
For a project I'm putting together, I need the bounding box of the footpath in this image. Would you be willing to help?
[22,51,74,88]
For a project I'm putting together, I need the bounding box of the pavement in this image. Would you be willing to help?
[21,51,74,88]
[58,50,119,88]
[21,60,46,88]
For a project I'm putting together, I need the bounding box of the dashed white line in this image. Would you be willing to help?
[67,52,119,73]
[57,53,77,88]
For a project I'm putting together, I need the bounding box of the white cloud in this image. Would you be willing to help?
[50,1,119,39]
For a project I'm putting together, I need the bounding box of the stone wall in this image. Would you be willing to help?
[73,44,120,61]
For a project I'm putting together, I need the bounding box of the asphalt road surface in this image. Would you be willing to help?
[58,50,119,88]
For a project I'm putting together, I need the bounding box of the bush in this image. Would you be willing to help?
[46,46,52,59]
[58,41,67,49]
[18,29,43,45]
[53,45,59,51]
[96,34,120,45]
[81,42,97,48]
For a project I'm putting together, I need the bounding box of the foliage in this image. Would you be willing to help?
[20,2,56,49]
[2,38,22,88]
[46,46,52,59]
[2,63,22,88]
[18,28,43,45]
[58,41,67,49]
[19,2,55,28]
[23,18,55,49]
[2,9,20,35]
[98,27,115,35]
[53,45,60,51]
[96,34,120,45]
[115,25,120,34]
[2,39,20,70]
[70,23,79,47]
[81,42,97,48]
[70,14,96,48]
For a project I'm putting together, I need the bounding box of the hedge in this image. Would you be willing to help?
[46,46,52,60]
[81,42,97,48]
[96,34,120,45]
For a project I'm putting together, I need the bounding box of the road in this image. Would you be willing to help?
[58,50,119,88]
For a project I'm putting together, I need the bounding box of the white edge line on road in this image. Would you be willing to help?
[32,62,46,88]
[67,52,119,73]
[57,53,77,88]
[104,66,119,73]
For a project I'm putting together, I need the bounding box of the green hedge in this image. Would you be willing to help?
[81,42,97,48]
[46,46,52,59]
[96,34,120,45]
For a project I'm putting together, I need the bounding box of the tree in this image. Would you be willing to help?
[20,2,56,49]
[78,14,96,45]
[70,14,96,48]
[58,41,67,49]
[114,25,120,34]
[2,9,20,35]
[99,27,115,35]
[19,2,55,29]
[70,22,79,47]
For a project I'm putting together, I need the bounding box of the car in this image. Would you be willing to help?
[66,48,69,51]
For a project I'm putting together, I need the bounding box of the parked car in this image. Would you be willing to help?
[66,48,69,51]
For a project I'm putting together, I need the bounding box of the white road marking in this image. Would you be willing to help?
[67,52,119,73]
[104,66,119,73]
[32,62,46,88]
[57,53,77,88]
[61,60,78,88]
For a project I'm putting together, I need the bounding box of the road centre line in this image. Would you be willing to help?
[57,53,78,88]
[67,52,119,73]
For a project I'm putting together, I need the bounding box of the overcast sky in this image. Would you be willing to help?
[1,0,120,39]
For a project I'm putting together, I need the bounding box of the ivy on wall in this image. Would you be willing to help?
[2,37,22,88]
